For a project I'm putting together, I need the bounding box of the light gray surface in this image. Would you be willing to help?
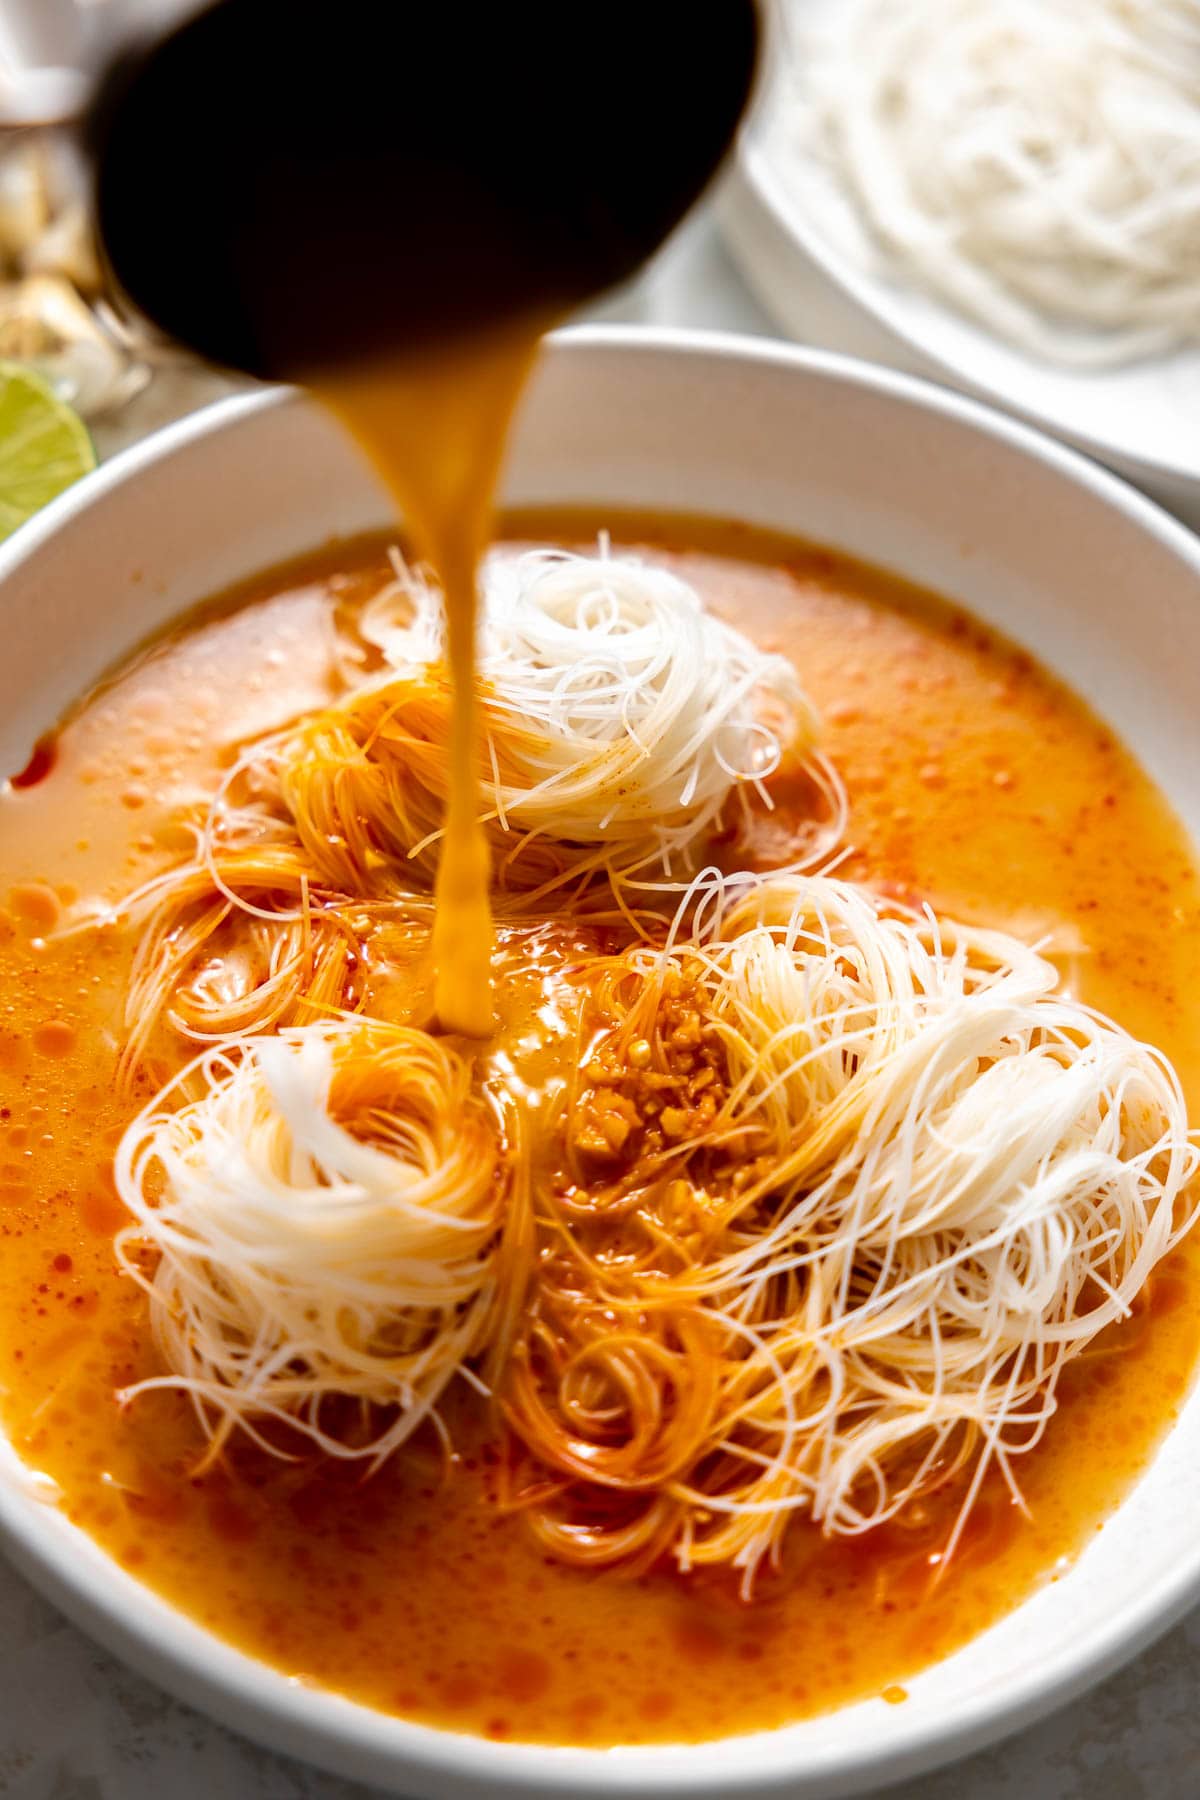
[2,211,1199,1800]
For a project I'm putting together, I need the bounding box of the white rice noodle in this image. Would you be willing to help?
[671,876,1199,1576]
[359,543,843,878]
[788,0,1200,365]
[113,1017,505,1465]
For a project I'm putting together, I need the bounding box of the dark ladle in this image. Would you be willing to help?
[84,1,760,379]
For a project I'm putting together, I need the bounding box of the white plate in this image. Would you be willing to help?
[718,0,1200,529]
[0,328,1199,1799]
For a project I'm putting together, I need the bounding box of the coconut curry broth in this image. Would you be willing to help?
[0,514,1197,1746]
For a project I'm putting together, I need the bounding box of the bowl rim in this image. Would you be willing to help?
[733,123,1200,495]
[4,321,1200,581]
[0,323,1199,1799]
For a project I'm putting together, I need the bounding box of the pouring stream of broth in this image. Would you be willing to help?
[85,0,759,1032]
[310,324,548,1034]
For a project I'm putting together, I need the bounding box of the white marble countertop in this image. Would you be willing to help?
[3,210,1199,1800]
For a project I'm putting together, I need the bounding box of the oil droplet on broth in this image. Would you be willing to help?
[8,884,59,932]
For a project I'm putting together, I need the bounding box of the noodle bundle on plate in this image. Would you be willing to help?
[784,0,1200,365]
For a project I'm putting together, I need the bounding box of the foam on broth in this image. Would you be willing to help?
[0,513,1196,1745]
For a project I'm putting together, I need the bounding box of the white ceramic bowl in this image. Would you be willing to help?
[1,328,1198,1799]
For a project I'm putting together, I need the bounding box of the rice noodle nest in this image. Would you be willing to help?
[113,1017,519,1466]
[502,876,1199,1585]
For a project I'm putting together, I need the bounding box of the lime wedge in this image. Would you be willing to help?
[0,360,95,543]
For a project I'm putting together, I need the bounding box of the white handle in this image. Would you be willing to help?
[0,0,207,126]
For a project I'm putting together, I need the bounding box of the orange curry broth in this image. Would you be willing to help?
[0,512,1197,1746]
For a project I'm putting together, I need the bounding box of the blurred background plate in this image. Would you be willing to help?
[718,0,1200,530]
